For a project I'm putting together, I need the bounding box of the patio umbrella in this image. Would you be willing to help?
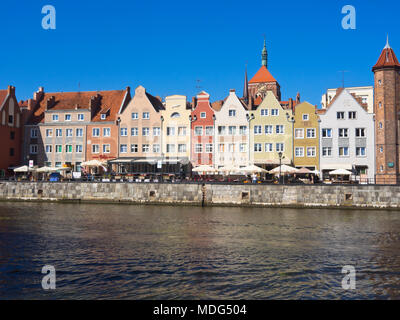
[192,165,217,174]
[329,168,352,175]
[240,164,268,174]
[269,164,299,175]
[13,165,32,173]
[218,165,241,175]
[81,160,106,167]
[297,167,311,174]
[36,166,59,173]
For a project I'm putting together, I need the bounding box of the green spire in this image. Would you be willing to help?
[262,37,268,68]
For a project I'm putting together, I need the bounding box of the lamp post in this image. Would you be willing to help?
[246,113,255,166]
[212,114,216,168]
[189,114,197,175]
[160,115,164,177]
[278,151,284,184]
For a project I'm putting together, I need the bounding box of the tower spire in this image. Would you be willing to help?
[262,35,268,68]
[243,63,249,102]
[384,34,391,49]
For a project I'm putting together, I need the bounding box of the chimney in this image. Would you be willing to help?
[192,96,197,108]
[126,86,131,94]
[46,96,55,110]
[34,86,45,101]
[296,92,300,104]
[156,96,162,103]
[229,89,236,94]
[7,85,15,96]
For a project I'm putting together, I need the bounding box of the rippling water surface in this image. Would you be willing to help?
[0,202,399,299]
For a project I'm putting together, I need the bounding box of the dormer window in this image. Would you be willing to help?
[101,114,106,120]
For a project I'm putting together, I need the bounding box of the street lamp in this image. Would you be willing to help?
[278,151,285,184]
[212,114,216,168]
[246,113,255,165]
[189,114,197,171]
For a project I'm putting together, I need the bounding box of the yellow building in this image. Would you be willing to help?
[161,95,191,162]
[250,91,293,169]
[293,102,319,170]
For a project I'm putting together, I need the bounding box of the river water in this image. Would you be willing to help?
[0,202,399,299]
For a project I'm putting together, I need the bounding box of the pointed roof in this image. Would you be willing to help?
[243,66,249,100]
[373,37,400,70]
[249,65,277,83]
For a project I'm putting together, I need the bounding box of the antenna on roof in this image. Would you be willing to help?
[78,82,80,92]
[196,79,202,92]
[338,70,349,88]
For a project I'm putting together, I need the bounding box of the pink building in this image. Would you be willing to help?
[190,92,215,167]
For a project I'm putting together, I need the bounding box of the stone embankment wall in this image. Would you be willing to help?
[0,181,400,209]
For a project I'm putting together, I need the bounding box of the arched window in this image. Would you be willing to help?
[171,112,180,118]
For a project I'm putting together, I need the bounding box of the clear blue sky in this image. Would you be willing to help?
[1,0,399,107]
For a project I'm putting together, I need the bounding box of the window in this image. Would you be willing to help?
[276,143,284,152]
[92,144,99,153]
[31,128,38,138]
[339,147,349,157]
[265,125,273,135]
[271,109,279,116]
[339,128,348,138]
[153,127,161,136]
[295,128,304,139]
[261,109,268,116]
[205,126,214,135]
[348,111,357,119]
[356,147,366,157]
[56,129,62,137]
[171,112,180,118]
[130,144,138,153]
[78,114,84,121]
[66,129,73,137]
[228,110,236,117]
[65,114,71,121]
[46,129,53,137]
[322,128,332,138]
[254,125,262,135]
[143,112,150,119]
[142,144,150,153]
[218,126,226,135]
[239,143,246,153]
[10,131,15,140]
[153,144,160,153]
[205,144,213,153]
[229,126,236,135]
[65,145,72,153]
[55,145,62,153]
[76,145,83,153]
[379,102,382,108]
[120,144,127,153]
[9,148,14,156]
[228,143,235,152]
[239,126,247,135]
[76,128,83,137]
[131,112,138,120]
[337,112,345,119]
[195,144,202,153]
[131,144,138,153]
[276,125,284,134]
[379,122,383,129]
[166,144,175,153]
[8,115,13,124]
[322,147,332,157]
[265,143,273,152]
[178,144,187,153]
[167,127,175,136]
[254,143,262,152]
[131,127,138,136]
[142,127,150,136]
[200,112,206,118]
[120,128,128,136]
[103,144,110,153]
[218,144,225,152]
[380,146,383,153]
[45,145,52,153]
[52,114,59,122]
[194,126,203,136]
[302,114,309,121]
[100,114,106,120]
[307,147,316,157]
[355,128,365,137]
[306,128,316,138]
[295,147,304,157]
[93,128,100,137]
[55,162,62,167]
[103,128,111,137]
[178,127,187,136]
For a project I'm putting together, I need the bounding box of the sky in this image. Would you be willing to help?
[1,0,399,107]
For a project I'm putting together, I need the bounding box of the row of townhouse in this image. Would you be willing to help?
[16,83,375,181]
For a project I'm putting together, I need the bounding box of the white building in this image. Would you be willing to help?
[319,89,375,181]
[321,86,374,113]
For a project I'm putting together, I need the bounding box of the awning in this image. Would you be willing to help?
[320,163,352,170]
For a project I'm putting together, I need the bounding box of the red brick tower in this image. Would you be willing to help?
[373,37,400,184]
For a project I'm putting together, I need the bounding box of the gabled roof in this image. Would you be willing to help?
[0,90,8,108]
[146,92,164,112]
[249,65,277,83]
[373,39,400,70]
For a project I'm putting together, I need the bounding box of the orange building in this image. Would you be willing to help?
[0,86,22,176]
